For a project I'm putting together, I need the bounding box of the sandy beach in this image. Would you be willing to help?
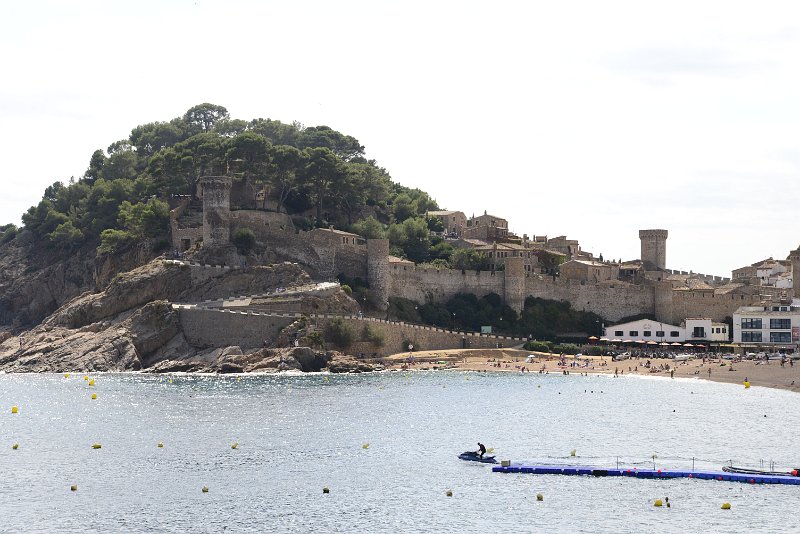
[382,348,800,393]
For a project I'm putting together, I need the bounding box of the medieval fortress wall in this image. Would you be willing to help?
[177,306,527,357]
[175,176,798,329]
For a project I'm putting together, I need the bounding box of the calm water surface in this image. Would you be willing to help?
[1,371,799,533]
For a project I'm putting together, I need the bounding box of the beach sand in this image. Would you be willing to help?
[382,349,800,393]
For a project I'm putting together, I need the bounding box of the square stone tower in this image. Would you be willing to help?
[200,176,232,247]
[639,229,668,271]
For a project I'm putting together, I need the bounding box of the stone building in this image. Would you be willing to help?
[560,259,619,283]
[463,211,509,240]
[426,210,467,236]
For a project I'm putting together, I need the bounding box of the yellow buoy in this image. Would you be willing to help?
[92,443,102,449]
[536,493,544,501]
[231,442,238,450]
[744,381,750,389]
[64,373,70,378]
[323,487,330,494]
[88,379,95,386]
[12,443,19,450]
[722,502,731,510]
[570,449,576,457]
[446,490,453,497]
[11,406,18,414]
[71,485,78,491]
[158,442,164,448]
[202,486,209,493]
[654,499,663,507]
[84,375,88,381]
[91,393,97,400]
[362,443,369,449]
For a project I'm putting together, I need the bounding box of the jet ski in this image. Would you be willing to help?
[458,451,498,463]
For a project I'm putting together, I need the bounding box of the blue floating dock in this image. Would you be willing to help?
[491,465,800,486]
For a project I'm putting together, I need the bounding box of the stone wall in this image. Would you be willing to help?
[388,264,505,304]
[524,276,654,322]
[177,307,296,348]
[229,210,294,241]
[387,264,653,322]
[661,290,766,324]
[176,307,527,356]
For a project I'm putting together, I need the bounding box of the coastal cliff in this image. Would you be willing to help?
[0,254,372,373]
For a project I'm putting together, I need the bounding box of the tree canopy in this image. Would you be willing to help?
[13,103,439,260]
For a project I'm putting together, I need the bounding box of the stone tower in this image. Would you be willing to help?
[790,246,800,298]
[200,176,232,247]
[639,229,668,271]
[504,255,526,313]
[367,239,390,310]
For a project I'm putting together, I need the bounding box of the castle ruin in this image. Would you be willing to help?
[171,176,787,326]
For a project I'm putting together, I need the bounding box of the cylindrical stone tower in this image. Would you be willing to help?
[367,239,390,310]
[504,255,526,313]
[200,176,232,247]
[790,246,800,299]
[639,229,668,271]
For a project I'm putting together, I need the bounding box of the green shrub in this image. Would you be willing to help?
[552,343,580,355]
[303,331,323,348]
[523,340,552,353]
[361,324,384,346]
[98,229,135,254]
[341,284,352,296]
[323,318,354,348]
[232,227,256,253]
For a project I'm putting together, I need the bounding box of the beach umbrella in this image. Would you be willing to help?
[611,339,623,343]
[588,336,598,340]
[670,342,682,346]
[635,340,646,344]
[647,341,658,345]
[683,343,694,347]
[659,342,670,346]
[599,338,610,342]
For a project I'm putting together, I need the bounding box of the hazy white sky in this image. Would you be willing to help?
[2,0,799,276]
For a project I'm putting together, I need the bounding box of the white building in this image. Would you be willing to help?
[604,318,728,344]
[732,301,800,348]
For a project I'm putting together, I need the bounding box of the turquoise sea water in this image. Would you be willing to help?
[1,371,799,533]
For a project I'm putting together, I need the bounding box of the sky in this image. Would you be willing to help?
[2,0,799,276]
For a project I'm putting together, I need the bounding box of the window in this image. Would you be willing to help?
[770,332,791,343]
[741,318,762,329]
[656,331,665,337]
[722,328,726,333]
[693,327,706,338]
[629,331,639,337]
[614,331,623,337]
[742,332,762,342]
[770,318,791,329]
[670,331,680,337]
[643,331,652,337]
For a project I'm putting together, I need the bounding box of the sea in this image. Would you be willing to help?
[1,371,798,533]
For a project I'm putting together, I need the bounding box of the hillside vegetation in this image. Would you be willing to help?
[11,103,442,261]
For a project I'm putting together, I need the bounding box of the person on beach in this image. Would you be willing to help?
[477,442,487,459]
